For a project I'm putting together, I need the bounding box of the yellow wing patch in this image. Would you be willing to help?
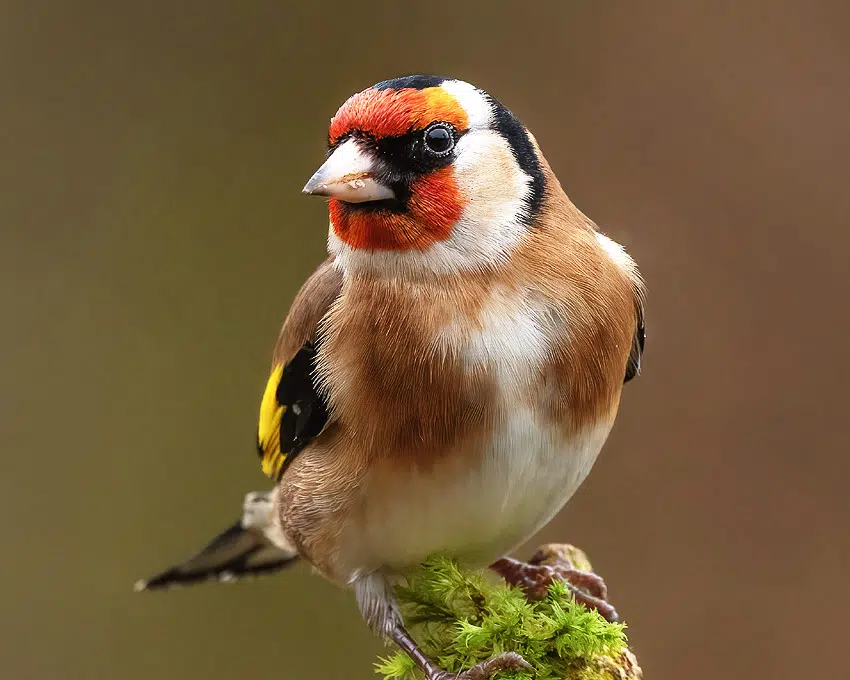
[257,364,286,480]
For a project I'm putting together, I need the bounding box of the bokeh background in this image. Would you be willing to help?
[2,1,849,679]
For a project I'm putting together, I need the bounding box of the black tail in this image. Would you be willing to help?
[135,521,298,591]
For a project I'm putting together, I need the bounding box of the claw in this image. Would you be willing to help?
[392,624,532,680]
[429,652,533,680]
[491,553,620,623]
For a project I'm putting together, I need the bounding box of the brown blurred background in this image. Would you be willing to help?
[1,1,849,679]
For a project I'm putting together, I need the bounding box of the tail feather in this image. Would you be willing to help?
[135,491,299,591]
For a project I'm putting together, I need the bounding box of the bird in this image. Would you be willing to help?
[138,75,645,680]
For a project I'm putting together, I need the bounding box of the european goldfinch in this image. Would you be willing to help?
[139,75,645,680]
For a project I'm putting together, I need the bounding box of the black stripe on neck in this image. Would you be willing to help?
[487,96,546,224]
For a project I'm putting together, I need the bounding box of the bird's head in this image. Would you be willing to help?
[303,75,547,277]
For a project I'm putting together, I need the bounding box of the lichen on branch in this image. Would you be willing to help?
[375,547,642,680]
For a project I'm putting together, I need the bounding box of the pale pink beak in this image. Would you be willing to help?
[302,139,396,203]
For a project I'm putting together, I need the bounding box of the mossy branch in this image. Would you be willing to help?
[375,545,642,680]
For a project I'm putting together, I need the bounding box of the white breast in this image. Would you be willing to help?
[343,287,614,578]
[445,409,611,566]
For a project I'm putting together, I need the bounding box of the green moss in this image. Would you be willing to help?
[375,556,631,680]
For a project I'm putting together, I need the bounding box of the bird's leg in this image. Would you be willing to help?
[356,573,532,680]
[388,624,445,678]
[390,625,531,680]
[490,546,619,623]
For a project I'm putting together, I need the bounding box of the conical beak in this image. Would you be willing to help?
[302,139,396,203]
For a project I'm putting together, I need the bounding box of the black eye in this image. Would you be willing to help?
[423,124,454,155]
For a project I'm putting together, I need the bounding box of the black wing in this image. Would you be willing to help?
[624,303,645,383]
[276,340,329,474]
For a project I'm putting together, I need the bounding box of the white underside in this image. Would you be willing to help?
[347,412,612,580]
[348,411,613,637]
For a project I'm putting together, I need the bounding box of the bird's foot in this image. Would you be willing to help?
[392,625,531,680]
[427,652,533,680]
[490,545,619,623]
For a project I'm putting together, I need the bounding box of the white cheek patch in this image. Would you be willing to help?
[447,129,534,264]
